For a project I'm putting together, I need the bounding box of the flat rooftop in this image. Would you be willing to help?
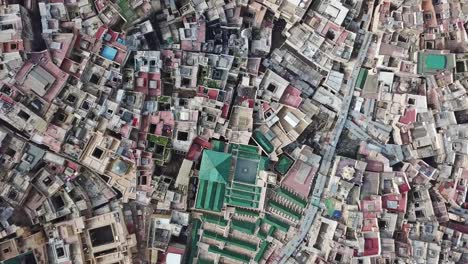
[425,54,446,70]
[89,225,114,247]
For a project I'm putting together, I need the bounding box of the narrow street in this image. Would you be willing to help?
[276,31,373,264]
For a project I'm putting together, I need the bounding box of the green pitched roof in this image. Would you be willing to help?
[195,180,226,212]
[199,150,232,183]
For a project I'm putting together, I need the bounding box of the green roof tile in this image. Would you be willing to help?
[208,245,251,263]
[199,150,232,183]
[211,140,225,152]
[230,189,259,201]
[259,156,270,171]
[198,259,214,264]
[203,231,257,251]
[234,208,260,217]
[188,219,202,264]
[195,180,226,212]
[195,149,232,212]
[255,241,270,262]
[425,54,447,70]
[277,187,307,208]
[263,214,290,232]
[258,229,267,240]
[225,196,258,208]
[269,200,302,221]
[201,214,228,227]
[231,219,257,235]
[267,225,276,237]
[355,68,368,89]
[231,182,261,193]
[253,131,274,154]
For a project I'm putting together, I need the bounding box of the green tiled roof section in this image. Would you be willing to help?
[275,155,294,175]
[238,151,260,160]
[228,188,260,201]
[225,196,259,208]
[198,259,214,264]
[258,229,267,240]
[263,214,290,232]
[211,140,225,152]
[355,68,368,89]
[255,241,270,262]
[268,225,276,237]
[253,130,274,154]
[208,245,251,263]
[195,180,225,212]
[239,144,259,154]
[231,182,262,193]
[277,188,307,208]
[203,231,257,251]
[231,219,257,235]
[237,144,260,160]
[204,181,217,209]
[425,54,447,70]
[196,180,207,209]
[188,219,202,264]
[234,208,260,217]
[269,200,302,221]
[256,218,262,228]
[213,182,225,210]
[199,150,232,183]
[201,214,228,227]
[258,225,276,241]
[259,156,270,171]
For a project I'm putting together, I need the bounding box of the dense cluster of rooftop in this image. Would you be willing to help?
[0,0,467,263]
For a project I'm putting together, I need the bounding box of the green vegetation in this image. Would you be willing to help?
[158,96,171,103]
[206,80,219,89]
[116,0,138,22]
[147,134,169,145]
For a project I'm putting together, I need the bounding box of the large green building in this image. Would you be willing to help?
[195,149,232,212]
[195,143,267,212]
